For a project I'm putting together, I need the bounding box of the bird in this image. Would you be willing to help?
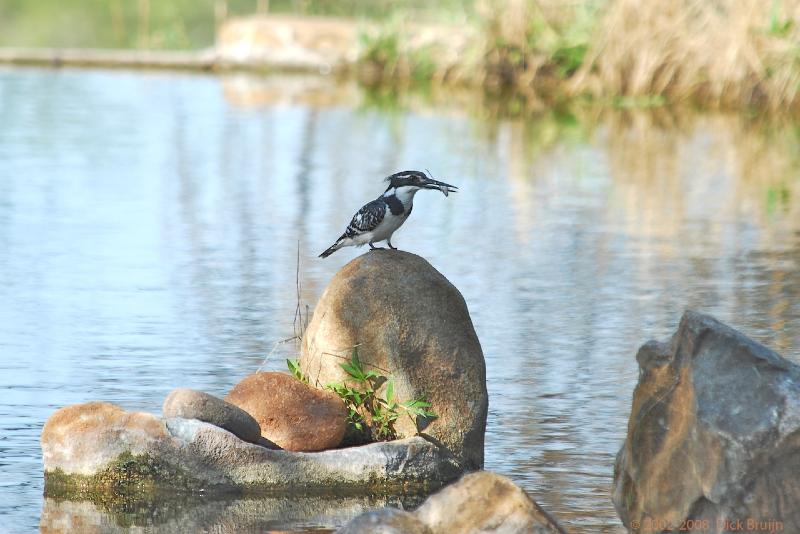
[319,170,457,258]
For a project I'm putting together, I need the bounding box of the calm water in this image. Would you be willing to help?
[1,67,799,533]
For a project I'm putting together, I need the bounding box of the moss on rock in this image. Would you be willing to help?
[44,451,206,502]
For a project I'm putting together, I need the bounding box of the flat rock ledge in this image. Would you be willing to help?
[42,402,462,501]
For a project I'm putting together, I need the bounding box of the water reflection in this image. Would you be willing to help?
[0,68,799,533]
[40,494,418,533]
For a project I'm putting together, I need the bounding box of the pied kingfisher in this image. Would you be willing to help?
[319,170,457,258]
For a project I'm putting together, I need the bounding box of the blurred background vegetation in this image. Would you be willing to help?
[1,0,799,110]
[0,0,474,49]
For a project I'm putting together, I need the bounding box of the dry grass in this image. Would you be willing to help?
[572,0,800,109]
[359,0,800,111]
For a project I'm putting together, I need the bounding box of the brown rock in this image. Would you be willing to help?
[413,471,566,534]
[162,388,262,444]
[224,372,347,452]
[41,401,171,476]
[299,251,487,470]
[613,311,800,532]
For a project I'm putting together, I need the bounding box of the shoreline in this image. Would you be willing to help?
[2,5,799,115]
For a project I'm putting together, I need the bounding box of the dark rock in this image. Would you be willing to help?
[162,388,261,444]
[299,251,488,470]
[224,371,347,452]
[613,310,800,532]
[336,508,433,534]
[413,471,566,534]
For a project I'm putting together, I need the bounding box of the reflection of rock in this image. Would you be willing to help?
[300,251,488,470]
[337,508,432,534]
[162,388,261,444]
[221,74,360,108]
[614,311,800,531]
[40,494,425,533]
[225,372,347,452]
[338,471,566,533]
[42,403,461,497]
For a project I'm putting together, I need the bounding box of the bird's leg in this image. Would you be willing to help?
[387,238,397,250]
[369,242,385,250]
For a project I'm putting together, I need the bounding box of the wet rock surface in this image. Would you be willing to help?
[337,471,566,534]
[613,311,800,532]
[300,251,488,470]
[224,371,347,452]
[162,388,261,444]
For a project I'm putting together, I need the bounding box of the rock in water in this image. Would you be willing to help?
[413,471,566,534]
[225,372,347,452]
[162,388,262,445]
[41,402,460,495]
[614,311,800,531]
[300,251,488,470]
[337,471,566,534]
[41,401,175,479]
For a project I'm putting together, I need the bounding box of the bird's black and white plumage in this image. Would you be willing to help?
[319,170,457,258]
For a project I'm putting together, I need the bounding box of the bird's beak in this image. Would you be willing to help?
[422,178,458,197]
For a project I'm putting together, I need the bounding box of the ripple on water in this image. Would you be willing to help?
[1,68,800,532]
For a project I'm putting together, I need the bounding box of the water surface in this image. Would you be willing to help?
[1,67,799,532]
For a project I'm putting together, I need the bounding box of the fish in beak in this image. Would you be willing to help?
[422,178,458,197]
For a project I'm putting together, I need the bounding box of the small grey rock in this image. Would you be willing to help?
[162,388,261,444]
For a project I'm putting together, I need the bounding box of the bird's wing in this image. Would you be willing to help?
[342,199,386,237]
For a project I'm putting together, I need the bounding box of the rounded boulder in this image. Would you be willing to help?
[414,471,566,533]
[300,251,488,470]
[162,388,262,444]
[224,372,347,452]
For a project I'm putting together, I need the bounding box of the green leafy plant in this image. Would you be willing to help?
[286,358,309,384]
[311,348,436,442]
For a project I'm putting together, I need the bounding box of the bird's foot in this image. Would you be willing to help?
[369,244,385,250]
[387,242,398,250]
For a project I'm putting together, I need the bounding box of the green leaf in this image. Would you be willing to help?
[401,399,432,409]
[340,361,365,381]
[385,382,394,403]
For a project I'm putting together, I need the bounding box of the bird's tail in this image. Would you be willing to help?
[319,238,343,258]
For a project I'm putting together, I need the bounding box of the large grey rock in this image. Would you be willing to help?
[336,508,433,534]
[224,372,347,452]
[300,251,488,470]
[41,402,460,497]
[162,388,261,444]
[337,471,566,534]
[614,311,800,531]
